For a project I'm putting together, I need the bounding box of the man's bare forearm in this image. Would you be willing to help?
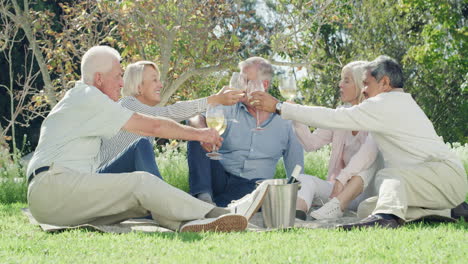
[123,113,206,142]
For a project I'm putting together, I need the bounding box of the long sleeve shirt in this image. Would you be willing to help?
[99,96,208,167]
[282,90,463,170]
[218,103,304,180]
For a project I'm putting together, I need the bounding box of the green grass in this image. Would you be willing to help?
[0,142,467,263]
[1,203,467,263]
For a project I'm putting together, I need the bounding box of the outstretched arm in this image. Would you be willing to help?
[122,113,221,147]
[250,91,384,132]
[121,88,244,123]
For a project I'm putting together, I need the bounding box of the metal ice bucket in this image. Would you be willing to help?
[257,179,300,229]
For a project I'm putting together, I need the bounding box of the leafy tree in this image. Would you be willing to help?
[264,0,467,143]
[346,0,467,143]
[0,0,270,151]
[109,0,247,104]
[1,0,466,157]
[399,0,467,143]
[0,0,119,152]
[266,0,356,107]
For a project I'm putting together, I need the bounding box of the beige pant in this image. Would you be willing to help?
[357,160,467,221]
[27,165,215,231]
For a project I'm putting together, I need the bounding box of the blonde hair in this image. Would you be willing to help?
[122,61,159,97]
[81,46,121,85]
[342,60,369,103]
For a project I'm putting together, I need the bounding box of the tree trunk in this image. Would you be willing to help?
[11,0,57,106]
[158,60,235,105]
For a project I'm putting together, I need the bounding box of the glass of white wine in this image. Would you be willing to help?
[247,80,265,131]
[205,104,227,160]
[228,72,246,123]
[279,75,297,101]
[230,72,246,90]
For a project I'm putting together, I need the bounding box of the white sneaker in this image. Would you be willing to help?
[180,214,247,232]
[309,197,343,220]
[226,180,270,220]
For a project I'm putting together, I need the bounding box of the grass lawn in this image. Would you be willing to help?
[1,143,467,263]
[1,203,467,263]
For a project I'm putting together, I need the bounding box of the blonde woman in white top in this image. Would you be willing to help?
[98,61,244,176]
[293,61,381,220]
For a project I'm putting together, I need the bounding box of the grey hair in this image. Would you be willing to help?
[238,57,273,83]
[365,55,404,88]
[81,46,121,85]
[122,61,159,97]
[342,60,369,103]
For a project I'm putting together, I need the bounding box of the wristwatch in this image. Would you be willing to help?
[275,101,283,115]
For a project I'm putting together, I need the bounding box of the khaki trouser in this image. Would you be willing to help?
[357,160,467,221]
[27,165,215,231]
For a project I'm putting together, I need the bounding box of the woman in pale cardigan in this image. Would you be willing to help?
[295,61,382,220]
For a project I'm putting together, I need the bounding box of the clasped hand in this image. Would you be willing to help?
[214,86,245,105]
[199,128,223,152]
[247,91,279,113]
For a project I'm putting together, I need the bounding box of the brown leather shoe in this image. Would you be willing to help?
[451,202,468,221]
[339,214,402,230]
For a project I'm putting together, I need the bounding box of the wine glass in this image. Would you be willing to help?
[228,72,246,123]
[229,72,246,90]
[247,80,265,131]
[205,104,226,160]
[279,74,297,102]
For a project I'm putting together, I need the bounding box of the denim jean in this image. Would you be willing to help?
[98,138,162,179]
[187,140,262,207]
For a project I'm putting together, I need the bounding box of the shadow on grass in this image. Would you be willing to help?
[140,231,204,242]
[41,226,206,242]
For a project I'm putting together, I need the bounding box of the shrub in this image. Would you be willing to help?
[155,141,190,192]
[0,146,27,203]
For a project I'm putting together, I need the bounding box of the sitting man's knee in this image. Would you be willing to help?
[135,171,162,182]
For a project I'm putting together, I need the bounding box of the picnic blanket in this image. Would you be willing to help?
[21,208,360,233]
